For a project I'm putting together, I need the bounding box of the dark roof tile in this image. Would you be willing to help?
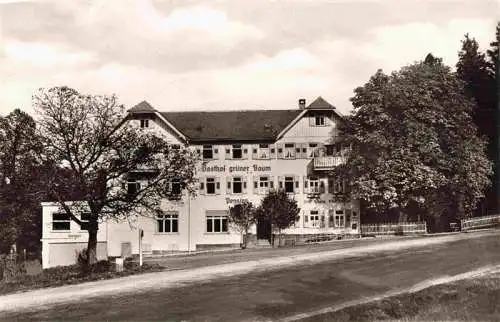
[161,110,301,142]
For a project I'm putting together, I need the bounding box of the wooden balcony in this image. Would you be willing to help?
[312,156,346,170]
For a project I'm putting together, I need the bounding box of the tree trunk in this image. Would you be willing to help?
[241,232,247,249]
[86,219,98,266]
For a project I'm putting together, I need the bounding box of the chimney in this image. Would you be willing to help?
[298,98,306,109]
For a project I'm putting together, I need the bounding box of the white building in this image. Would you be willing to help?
[41,97,360,268]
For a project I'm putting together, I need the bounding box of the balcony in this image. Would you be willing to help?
[313,156,346,170]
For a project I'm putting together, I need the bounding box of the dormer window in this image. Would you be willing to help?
[140,119,150,128]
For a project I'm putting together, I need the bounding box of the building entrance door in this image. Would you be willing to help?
[257,218,271,241]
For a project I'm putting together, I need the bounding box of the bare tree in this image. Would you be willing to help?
[34,87,198,266]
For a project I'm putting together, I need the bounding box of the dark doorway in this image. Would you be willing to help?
[257,218,271,241]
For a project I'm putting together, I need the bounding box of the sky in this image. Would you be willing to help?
[0,0,498,116]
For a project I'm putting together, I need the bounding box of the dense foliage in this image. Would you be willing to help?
[335,56,492,229]
[256,189,300,245]
[228,201,257,249]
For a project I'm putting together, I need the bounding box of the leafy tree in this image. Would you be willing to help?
[336,57,492,230]
[486,22,499,77]
[228,201,256,249]
[456,34,497,215]
[256,189,300,246]
[34,86,198,266]
[0,109,44,254]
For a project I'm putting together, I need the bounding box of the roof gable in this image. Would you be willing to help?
[306,96,336,110]
[128,101,156,113]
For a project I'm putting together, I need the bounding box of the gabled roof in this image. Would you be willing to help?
[128,97,342,143]
[306,96,336,110]
[161,110,301,142]
[128,101,156,113]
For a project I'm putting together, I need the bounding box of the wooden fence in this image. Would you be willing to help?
[461,214,500,231]
[360,222,427,236]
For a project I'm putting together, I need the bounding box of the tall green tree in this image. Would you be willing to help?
[34,87,198,266]
[256,189,300,246]
[456,34,497,215]
[0,109,44,254]
[336,57,492,230]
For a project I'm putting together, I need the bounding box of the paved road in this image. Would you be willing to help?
[1,230,499,321]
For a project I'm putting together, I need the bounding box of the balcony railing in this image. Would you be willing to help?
[313,156,346,170]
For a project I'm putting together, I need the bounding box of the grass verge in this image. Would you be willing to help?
[300,272,500,322]
[0,259,164,296]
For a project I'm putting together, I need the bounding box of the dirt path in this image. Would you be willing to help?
[0,230,497,313]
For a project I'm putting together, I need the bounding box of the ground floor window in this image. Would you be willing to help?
[157,212,179,233]
[52,212,71,231]
[206,215,228,233]
[309,210,320,228]
[335,210,345,227]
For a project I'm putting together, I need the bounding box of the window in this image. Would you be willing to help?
[232,145,243,159]
[308,143,320,158]
[80,213,90,231]
[127,180,140,199]
[52,213,70,231]
[284,143,295,159]
[334,180,345,194]
[157,212,179,233]
[206,177,218,194]
[284,176,295,193]
[200,177,220,195]
[257,144,270,159]
[309,211,320,228]
[335,210,345,227]
[169,179,181,199]
[206,215,228,233]
[233,177,243,194]
[259,176,270,194]
[305,177,320,194]
[140,119,149,128]
[311,115,325,126]
[202,145,214,159]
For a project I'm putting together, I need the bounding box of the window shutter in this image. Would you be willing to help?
[309,115,315,126]
[226,176,232,194]
[242,145,248,159]
[269,176,274,189]
[253,176,258,194]
[215,178,221,195]
[225,147,231,160]
[294,176,300,191]
[270,144,277,159]
[276,143,284,159]
[243,179,248,194]
[252,145,258,160]
[196,148,201,156]
[213,146,220,159]
[303,177,308,193]
[199,180,205,195]
[278,176,284,189]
